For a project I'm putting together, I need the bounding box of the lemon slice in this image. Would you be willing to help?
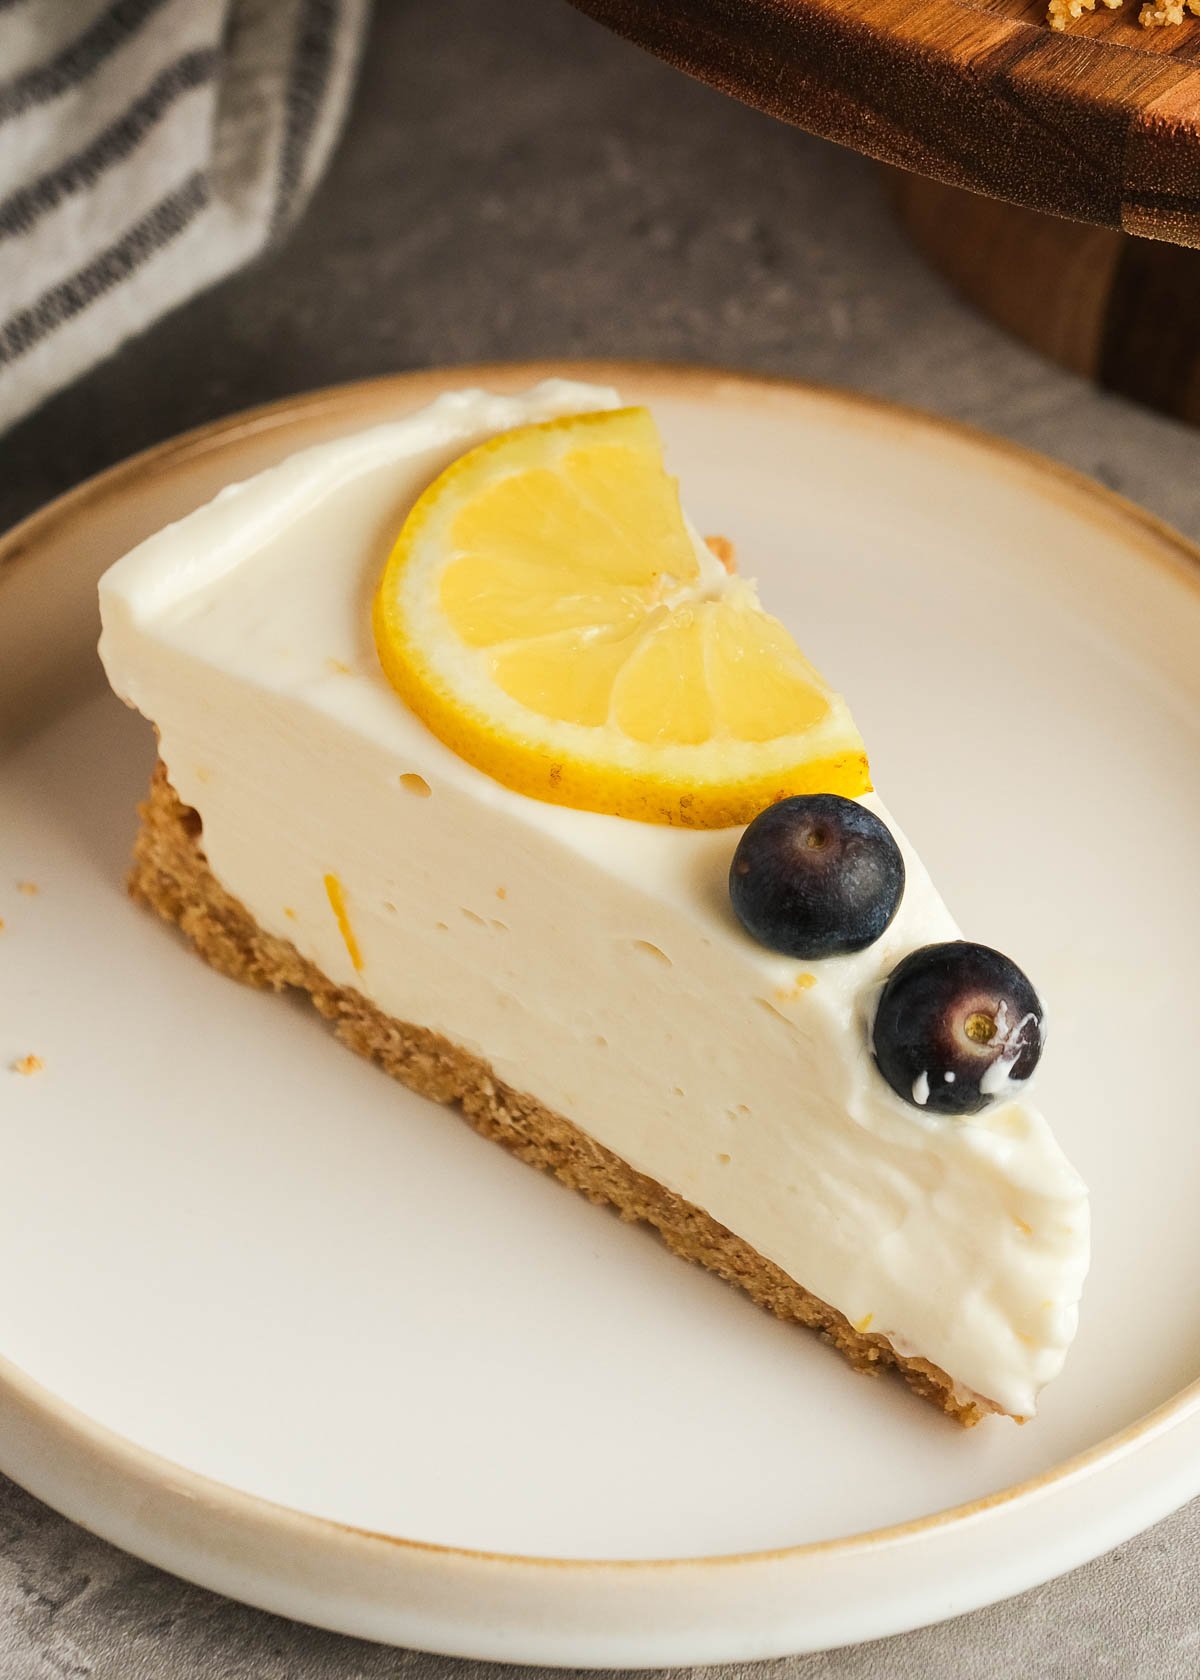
[373,407,870,827]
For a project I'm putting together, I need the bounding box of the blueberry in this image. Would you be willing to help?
[872,942,1044,1116]
[728,794,905,959]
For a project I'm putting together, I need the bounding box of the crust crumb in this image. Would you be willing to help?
[11,1055,43,1076]
[1139,0,1199,23]
[1046,0,1117,25]
[16,881,38,896]
[1046,0,1195,24]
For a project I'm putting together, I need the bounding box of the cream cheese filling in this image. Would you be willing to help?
[98,380,1090,1418]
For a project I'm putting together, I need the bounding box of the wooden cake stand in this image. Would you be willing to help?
[571,0,1200,423]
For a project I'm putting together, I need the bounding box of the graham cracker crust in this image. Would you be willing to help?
[130,762,995,1426]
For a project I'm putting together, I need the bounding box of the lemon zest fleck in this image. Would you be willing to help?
[323,874,364,972]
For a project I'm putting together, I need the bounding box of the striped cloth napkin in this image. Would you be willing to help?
[0,0,370,433]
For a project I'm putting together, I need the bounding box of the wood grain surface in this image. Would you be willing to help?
[570,0,1200,247]
[892,173,1200,421]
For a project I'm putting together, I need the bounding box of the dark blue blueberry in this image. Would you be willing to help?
[872,941,1044,1116]
[728,794,905,959]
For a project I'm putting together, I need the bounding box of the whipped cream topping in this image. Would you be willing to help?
[98,380,1090,1418]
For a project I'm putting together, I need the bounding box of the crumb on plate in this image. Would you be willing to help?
[11,1055,43,1077]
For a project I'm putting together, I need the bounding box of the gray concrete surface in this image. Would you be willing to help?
[3,0,1199,1674]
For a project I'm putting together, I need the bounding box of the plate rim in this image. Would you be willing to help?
[1,1337,1197,1573]
[6,356,1200,597]
[3,358,1200,1647]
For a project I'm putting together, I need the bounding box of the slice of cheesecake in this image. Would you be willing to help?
[98,379,1089,1424]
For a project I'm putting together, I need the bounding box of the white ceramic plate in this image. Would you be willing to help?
[2,362,1199,1666]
